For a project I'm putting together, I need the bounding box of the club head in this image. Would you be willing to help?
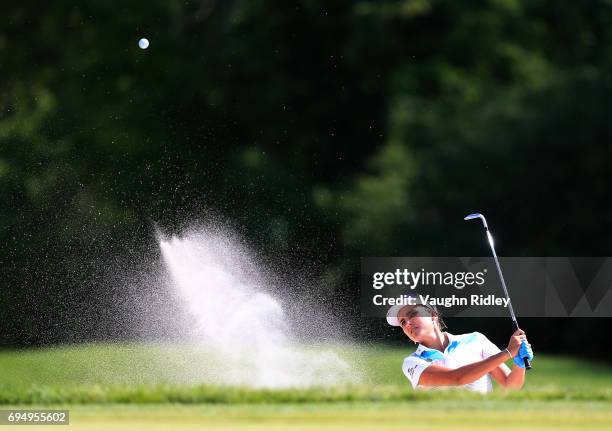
[464,213,488,229]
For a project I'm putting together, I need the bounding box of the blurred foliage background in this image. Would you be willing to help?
[1,0,611,357]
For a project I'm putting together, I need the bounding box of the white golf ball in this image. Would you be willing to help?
[138,38,149,49]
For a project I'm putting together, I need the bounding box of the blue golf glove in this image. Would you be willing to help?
[513,341,533,368]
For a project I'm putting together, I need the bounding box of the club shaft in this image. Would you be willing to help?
[485,227,532,370]
[486,230,519,328]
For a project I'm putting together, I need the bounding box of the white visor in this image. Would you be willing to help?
[386,303,417,327]
[386,296,438,327]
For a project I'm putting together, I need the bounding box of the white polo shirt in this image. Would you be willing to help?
[402,332,502,393]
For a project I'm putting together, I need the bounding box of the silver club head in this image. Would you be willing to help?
[464,213,488,229]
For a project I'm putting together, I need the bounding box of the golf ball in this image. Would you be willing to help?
[138,38,149,49]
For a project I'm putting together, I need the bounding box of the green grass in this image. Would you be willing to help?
[0,343,611,405]
[2,343,611,430]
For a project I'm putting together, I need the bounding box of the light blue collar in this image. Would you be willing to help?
[414,332,457,361]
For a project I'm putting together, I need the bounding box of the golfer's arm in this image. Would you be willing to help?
[489,361,526,389]
[503,365,526,389]
[419,351,511,387]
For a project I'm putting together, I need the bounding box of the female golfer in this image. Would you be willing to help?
[387,301,533,392]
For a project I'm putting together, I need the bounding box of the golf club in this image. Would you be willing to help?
[464,213,532,370]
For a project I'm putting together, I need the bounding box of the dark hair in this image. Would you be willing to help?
[436,313,447,330]
[427,306,447,330]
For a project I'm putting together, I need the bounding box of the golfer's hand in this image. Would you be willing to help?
[506,329,526,357]
[513,340,534,368]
